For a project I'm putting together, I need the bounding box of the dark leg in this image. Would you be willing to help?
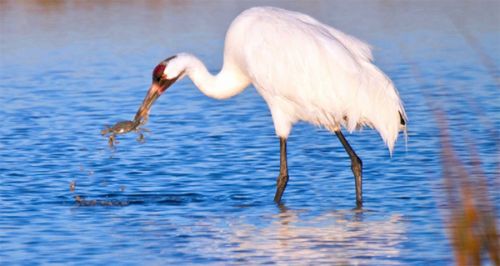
[335,130,363,208]
[274,137,289,203]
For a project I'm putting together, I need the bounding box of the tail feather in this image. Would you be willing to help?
[357,63,407,154]
[399,111,406,126]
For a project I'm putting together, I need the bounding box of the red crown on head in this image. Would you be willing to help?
[153,64,166,80]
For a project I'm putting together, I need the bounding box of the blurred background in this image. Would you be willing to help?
[0,0,498,265]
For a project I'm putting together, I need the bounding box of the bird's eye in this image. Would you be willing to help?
[152,64,166,83]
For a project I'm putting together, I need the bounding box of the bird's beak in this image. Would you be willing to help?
[134,77,178,124]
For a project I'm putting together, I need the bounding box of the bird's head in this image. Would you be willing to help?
[134,55,187,122]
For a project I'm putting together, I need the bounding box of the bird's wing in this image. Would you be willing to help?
[287,9,373,63]
[232,7,406,152]
[231,7,372,77]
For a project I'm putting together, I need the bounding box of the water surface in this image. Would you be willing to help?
[1,1,499,265]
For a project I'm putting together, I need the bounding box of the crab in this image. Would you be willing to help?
[101,120,148,147]
[101,83,157,148]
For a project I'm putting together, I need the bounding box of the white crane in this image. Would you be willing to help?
[136,6,407,207]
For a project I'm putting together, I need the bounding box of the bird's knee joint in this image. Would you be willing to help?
[352,156,363,166]
[351,156,362,172]
[276,174,289,184]
[277,173,288,180]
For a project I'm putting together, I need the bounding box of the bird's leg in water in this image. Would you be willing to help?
[274,137,289,203]
[335,130,363,208]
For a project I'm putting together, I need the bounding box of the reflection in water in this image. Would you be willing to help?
[168,207,405,264]
[1,0,499,264]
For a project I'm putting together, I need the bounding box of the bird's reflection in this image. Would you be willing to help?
[147,204,407,264]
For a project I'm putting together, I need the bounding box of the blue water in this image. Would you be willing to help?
[1,1,498,265]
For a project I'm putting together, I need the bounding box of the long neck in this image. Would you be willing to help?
[185,54,250,100]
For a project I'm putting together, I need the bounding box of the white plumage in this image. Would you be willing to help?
[148,6,407,205]
[163,6,406,152]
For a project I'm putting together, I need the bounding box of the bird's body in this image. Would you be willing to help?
[137,6,407,206]
[170,7,406,151]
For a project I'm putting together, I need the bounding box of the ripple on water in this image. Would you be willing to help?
[1,1,499,265]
